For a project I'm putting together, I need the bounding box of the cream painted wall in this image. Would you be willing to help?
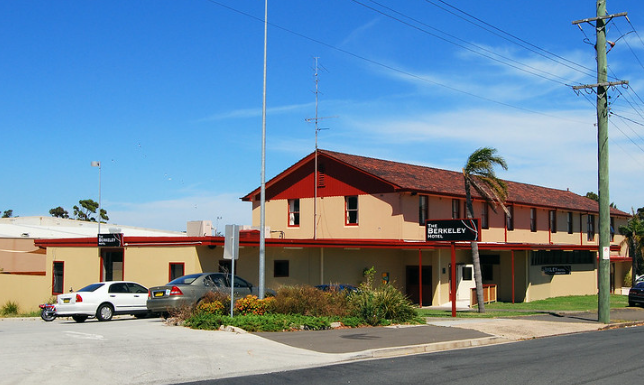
[527,263,597,301]
[0,274,51,313]
[255,194,627,253]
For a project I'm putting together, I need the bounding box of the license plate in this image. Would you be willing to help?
[63,298,70,303]
[154,292,164,297]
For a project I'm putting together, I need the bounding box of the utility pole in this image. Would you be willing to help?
[572,1,628,324]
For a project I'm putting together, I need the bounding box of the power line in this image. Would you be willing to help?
[422,0,600,79]
[203,0,591,124]
[352,0,581,87]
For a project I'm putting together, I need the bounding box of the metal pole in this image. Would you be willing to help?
[418,249,422,307]
[258,0,268,299]
[596,0,610,324]
[451,242,456,317]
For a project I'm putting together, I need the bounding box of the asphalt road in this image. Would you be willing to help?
[194,325,644,385]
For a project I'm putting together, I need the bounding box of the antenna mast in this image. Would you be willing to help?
[313,57,320,240]
[306,58,337,240]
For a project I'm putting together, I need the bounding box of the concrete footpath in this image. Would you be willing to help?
[2,308,644,385]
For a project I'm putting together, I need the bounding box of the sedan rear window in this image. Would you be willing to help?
[78,283,104,292]
[167,274,202,285]
[636,282,644,289]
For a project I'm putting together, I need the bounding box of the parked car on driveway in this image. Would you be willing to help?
[629,281,644,307]
[54,281,150,322]
[146,272,273,315]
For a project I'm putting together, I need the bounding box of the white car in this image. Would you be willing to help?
[54,281,150,322]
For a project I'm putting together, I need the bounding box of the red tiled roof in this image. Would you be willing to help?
[320,149,629,216]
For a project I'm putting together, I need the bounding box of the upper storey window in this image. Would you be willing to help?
[481,203,489,229]
[451,199,460,219]
[587,215,595,241]
[346,196,358,225]
[288,199,300,227]
[419,195,429,225]
[506,205,514,231]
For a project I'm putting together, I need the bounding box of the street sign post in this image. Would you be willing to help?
[224,225,240,317]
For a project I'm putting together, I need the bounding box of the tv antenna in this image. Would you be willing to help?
[305,57,336,239]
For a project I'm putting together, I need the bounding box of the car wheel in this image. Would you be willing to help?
[134,312,149,319]
[96,304,114,321]
[629,301,635,307]
[72,315,88,323]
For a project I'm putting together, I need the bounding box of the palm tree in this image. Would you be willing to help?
[619,209,644,287]
[463,147,509,313]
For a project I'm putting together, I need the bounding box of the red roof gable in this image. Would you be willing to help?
[243,149,629,216]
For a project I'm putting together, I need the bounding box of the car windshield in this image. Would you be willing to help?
[636,282,644,289]
[78,283,104,292]
[167,274,203,285]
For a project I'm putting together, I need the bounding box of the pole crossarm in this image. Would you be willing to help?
[572,80,629,91]
[572,12,627,25]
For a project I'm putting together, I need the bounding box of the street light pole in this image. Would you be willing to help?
[91,161,101,237]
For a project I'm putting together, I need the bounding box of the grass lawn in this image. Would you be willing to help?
[418,294,630,318]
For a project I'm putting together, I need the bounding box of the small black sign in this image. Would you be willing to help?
[426,219,480,242]
[542,266,571,275]
[98,233,123,247]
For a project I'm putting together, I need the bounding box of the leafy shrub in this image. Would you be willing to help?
[272,285,349,317]
[348,284,418,326]
[234,295,275,316]
[1,301,19,316]
[197,291,230,315]
[185,313,334,332]
[197,301,226,315]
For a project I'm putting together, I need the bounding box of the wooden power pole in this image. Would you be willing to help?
[572,0,628,324]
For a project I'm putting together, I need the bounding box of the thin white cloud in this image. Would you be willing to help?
[195,102,315,123]
[107,193,251,232]
[338,18,381,47]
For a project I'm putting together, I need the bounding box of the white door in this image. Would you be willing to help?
[456,265,476,301]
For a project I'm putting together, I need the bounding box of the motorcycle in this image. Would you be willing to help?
[39,303,56,322]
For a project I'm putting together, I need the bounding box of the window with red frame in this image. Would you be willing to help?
[52,261,64,295]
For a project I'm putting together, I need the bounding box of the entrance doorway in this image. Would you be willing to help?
[457,264,476,301]
[101,250,124,281]
[406,266,432,306]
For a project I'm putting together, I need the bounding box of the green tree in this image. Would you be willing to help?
[72,199,108,223]
[2,210,13,218]
[619,208,644,286]
[49,206,69,218]
[585,191,617,209]
[463,147,509,313]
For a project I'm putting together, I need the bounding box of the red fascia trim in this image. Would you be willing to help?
[33,234,623,254]
[34,236,221,248]
[0,271,46,276]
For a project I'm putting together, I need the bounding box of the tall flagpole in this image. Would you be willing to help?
[259,0,268,299]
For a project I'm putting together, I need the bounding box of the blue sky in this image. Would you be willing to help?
[2,0,644,232]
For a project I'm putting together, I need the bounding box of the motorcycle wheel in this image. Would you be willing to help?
[40,310,55,322]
